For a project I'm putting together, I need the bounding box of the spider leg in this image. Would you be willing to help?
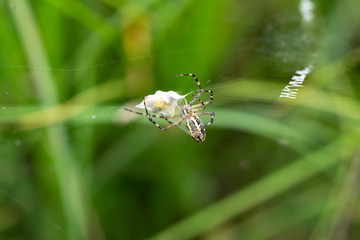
[125,107,181,129]
[201,89,213,105]
[173,74,206,105]
[190,90,213,106]
[189,95,206,110]
[173,73,203,90]
[124,108,180,119]
[195,112,215,126]
[143,98,183,130]
[192,108,206,112]
[162,117,179,126]
[172,73,213,105]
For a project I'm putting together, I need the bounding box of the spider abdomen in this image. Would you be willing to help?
[186,115,206,143]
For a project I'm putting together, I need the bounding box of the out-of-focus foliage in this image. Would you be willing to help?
[1,0,360,239]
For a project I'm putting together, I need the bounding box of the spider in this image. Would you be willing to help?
[124,74,215,143]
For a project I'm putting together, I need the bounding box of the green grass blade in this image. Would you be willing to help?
[9,1,90,239]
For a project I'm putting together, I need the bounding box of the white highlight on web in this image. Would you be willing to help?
[300,0,314,23]
[279,65,312,99]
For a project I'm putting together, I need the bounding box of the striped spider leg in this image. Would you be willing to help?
[173,74,213,106]
[124,99,182,130]
[143,97,184,130]
[187,94,214,127]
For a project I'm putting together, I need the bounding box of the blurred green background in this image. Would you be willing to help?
[1,0,360,239]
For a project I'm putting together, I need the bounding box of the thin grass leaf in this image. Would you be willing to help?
[9,1,91,239]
